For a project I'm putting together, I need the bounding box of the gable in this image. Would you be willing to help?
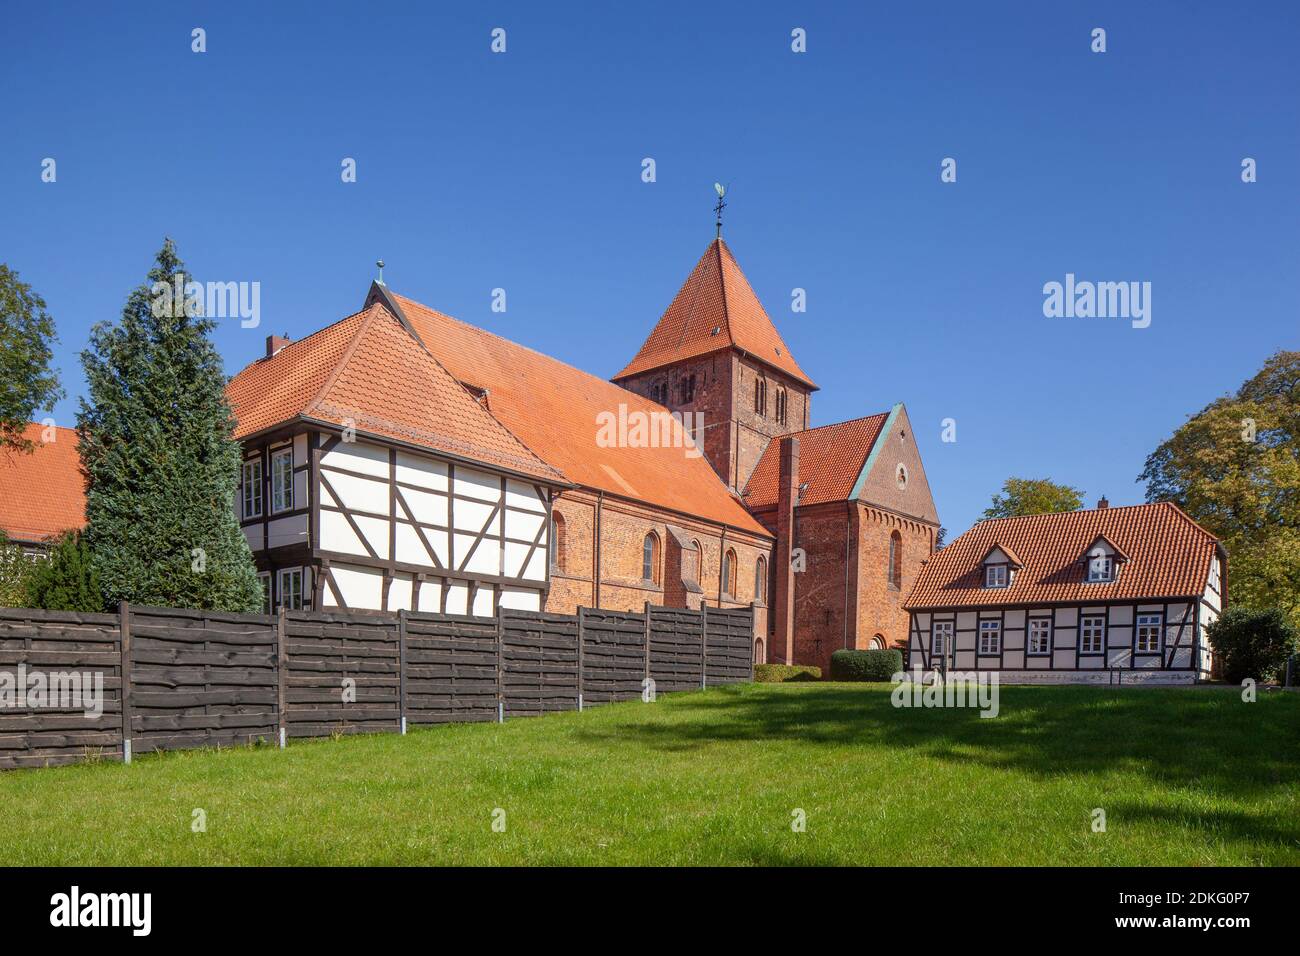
[852,405,940,525]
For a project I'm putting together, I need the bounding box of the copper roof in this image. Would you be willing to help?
[905,502,1220,609]
[0,424,85,544]
[614,239,816,389]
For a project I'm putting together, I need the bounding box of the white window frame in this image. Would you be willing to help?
[257,571,272,615]
[932,620,953,656]
[1208,558,1221,594]
[1027,617,1052,655]
[271,447,294,514]
[1080,615,1106,654]
[978,619,1001,655]
[984,564,1008,588]
[277,567,304,611]
[1087,553,1113,582]
[242,458,264,519]
[1136,613,1163,654]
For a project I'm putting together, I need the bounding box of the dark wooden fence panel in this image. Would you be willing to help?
[501,610,579,717]
[0,602,753,769]
[703,606,755,686]
[284,610,400,738]
[579,608,648,704]
[129,606,278,754]
[403,612,499,725]
[0,609,122,768]
[648,606,705,693]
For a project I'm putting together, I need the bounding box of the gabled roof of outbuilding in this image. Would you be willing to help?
[0,424,86,544]
[904,502,1220,609]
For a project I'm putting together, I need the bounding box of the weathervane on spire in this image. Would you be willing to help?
[713,182,727,239]
[376,259,385,286]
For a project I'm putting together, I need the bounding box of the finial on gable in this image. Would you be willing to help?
[713,182,727,240]
[376,259,386,286]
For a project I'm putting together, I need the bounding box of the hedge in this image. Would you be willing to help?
[830,648,904,682]
[753,664,822,683]
[1207,607,1298,685]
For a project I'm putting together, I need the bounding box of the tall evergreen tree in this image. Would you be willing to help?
[78,240,261,611]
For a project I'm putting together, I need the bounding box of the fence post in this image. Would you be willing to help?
[700,604,708,690]
[495,606,505,723]
[398,609,408,735]
[119,601,132,764]
[576,606,585,712]
[277,607,287,748]
[643,600,652,693]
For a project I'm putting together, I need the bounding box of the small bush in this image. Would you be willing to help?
[753,664,821,683]
[1207,607,1298,685]
[830,648,903,682]
[25,531,103,612]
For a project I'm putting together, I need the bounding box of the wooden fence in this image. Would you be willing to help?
[0,602,753,769]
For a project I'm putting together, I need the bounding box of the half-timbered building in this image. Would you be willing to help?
[903,501,1225,683]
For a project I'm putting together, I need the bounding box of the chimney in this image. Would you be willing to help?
[1097,496,1109,509]
[266,334,291,357]
[773,436,800,665]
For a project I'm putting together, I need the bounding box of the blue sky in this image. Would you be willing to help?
[2,1,1296,537]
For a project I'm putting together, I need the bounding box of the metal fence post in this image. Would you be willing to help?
[495,606,505,723]
[576,606,585,712]
[277,606,288,748]
[398,608,408,735]
[643,600,652,692]
[700,604,708,690]
[119,601,132,764]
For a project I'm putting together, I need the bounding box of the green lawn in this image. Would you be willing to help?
[1,683,1296,865]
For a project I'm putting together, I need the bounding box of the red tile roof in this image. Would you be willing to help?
[391,293,770,537]
[905,502,1220,609]
[226,302,565,484]
[743,413,890,510]
[0,424,85,544]
[613,239,816,389]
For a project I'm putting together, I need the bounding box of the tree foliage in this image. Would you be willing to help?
[24,531,103,612]
[983,478,1084,520]
[77,240,262,612]
[1206,606,1298,685]
[0,533,39,607]
[0,264,63,452]
[1139,350,1300,629]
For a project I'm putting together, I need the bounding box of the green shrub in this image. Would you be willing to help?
[0,533,40,607]
[1207,607,1298,685]
[25,531,103,612]
[830,648,903,682]
[753,664,821,683]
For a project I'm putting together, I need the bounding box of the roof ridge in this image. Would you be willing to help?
[301,302,384,419]
[714,238,733,347]
[975,500,1176,526]
[1157,499,1220,542]
[778,410,891,439]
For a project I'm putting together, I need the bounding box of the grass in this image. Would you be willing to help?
[1,683,1297,865]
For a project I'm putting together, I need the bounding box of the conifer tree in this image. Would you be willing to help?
[77,240,261,611]
[24,531,103,612]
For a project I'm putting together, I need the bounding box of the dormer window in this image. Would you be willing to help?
[1087,553,1113,582]
[985,564,1008,588]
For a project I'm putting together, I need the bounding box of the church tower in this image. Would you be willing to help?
[612,237,817,492]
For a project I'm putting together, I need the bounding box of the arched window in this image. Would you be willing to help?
[776,388,787,425]
[870,635,886,650]
[754,556,767,604]
[690,539,703,582]
[754,638,765,665]
[722,548,737,597]
[754,377,767,415]
[550,512,566,572]
[888,531,903,589]
[643,532,661,585]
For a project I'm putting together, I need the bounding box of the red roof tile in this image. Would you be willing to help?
[391,292,770,537]
[0,424,85,544]
[226,302,565,484]
[905,502,1219,609]
[743,413,890,510]
[613,239,816,389]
